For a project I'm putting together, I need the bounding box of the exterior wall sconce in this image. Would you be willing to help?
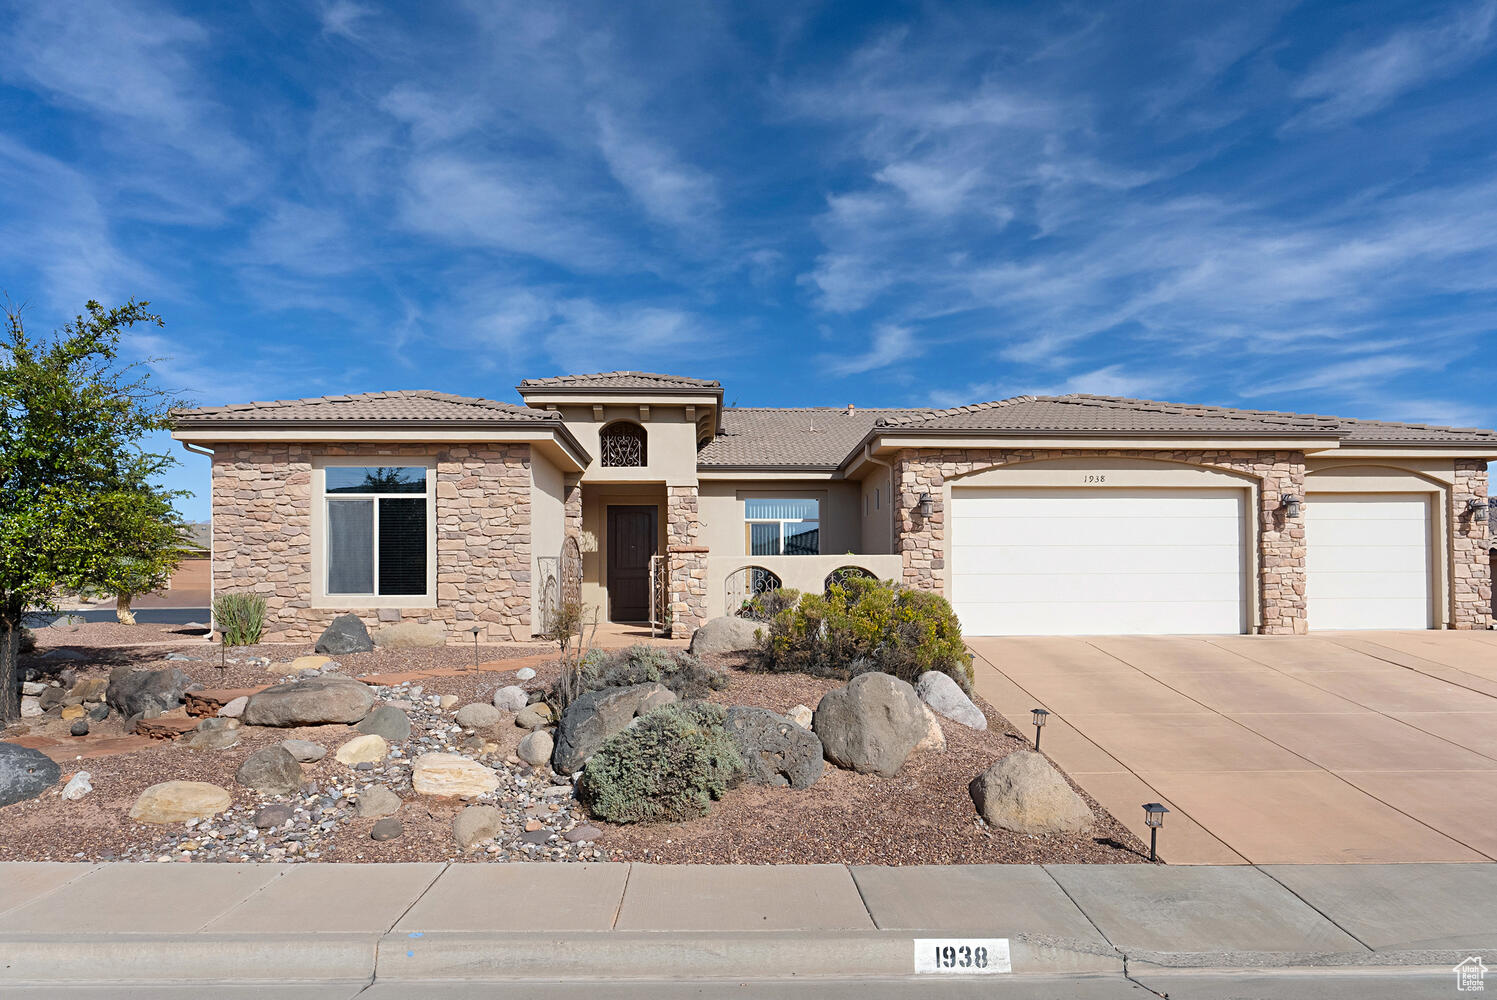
[1142,802,1169,862]
[918,492,934,519]
[1279,495,1302,518]
[1466,498,1488,521]
[1031,707,1049,750]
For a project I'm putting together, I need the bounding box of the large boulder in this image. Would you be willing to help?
[552,682,676,774]
[517,729,553,767]
[687,616,762,657]
[129,781,231,824]
[357,705,412,741]
[314,614,373,655]
[0,742,61,807]
[242,676,375,727]
[915,671,987,731]
[813,672,925,778]
[375,621,447,649]
[968,751,1095,836]
[412,753,500,799]
[235,746,305,795]
[724,706,824,789]
[106,666,191,718]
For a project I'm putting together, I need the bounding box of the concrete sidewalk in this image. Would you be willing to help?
[1,862,1493,990]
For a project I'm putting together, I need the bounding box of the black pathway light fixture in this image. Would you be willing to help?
[1143,802,1169,862]
[1031,707,1049,751]
[469,624,483,669]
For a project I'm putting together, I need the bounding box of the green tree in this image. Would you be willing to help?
[0,300,187,720]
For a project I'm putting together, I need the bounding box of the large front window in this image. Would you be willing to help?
[746,498,819,555]
[325,466,429,596]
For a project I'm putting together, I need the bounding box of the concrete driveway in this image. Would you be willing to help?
[968,631,1497,864]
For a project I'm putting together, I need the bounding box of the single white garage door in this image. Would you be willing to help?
[951,488,1247,636]
[1306,493,1431,630]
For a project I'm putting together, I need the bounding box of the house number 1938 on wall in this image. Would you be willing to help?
[913,938,1012,974]
[1083,474,1106,484]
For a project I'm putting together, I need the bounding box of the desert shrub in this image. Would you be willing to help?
[577,702,743,824]
[736,587,800,622]
[574,644,727,699]
[213,592,267,646]
[757,576,972,692]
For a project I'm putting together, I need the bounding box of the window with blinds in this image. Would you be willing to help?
[745,498,819,555]
[325,466,430,597]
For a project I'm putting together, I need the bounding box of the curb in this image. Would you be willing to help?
[0,933,377,983]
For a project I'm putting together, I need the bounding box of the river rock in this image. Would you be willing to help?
[491,686,528,712]
[456,702,503,729]
[517,729,554,767]
[515,703,553,730]
[235,746,305,795]
[242,677,375,727]
[357,705,412,741]
[453,804,504,850]
[370,817,403,841]
[281,739,327,763]
[357,785,401,818]
[335,734,388,766]
[129,781,231,824]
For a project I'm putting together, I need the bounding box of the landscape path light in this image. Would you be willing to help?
[1031,708,1049,751]
[469,624,483,669]
[1143,802,1169,862]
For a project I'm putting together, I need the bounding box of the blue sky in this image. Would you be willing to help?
[3,0,1497,520]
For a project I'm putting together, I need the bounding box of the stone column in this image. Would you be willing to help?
[894,450,944,593]
[666,485,708,635]
[1451,459,1490,629]
[1254,453,1308,635]
[563,474,583,539]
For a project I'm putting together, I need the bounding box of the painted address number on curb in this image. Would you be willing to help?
[913,938,1011,974]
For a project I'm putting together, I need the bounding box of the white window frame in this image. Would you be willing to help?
[745,498,820,556]
[312,458,437,608]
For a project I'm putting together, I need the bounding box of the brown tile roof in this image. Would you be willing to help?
[873,394,1497,445]
[698,407,920,469]
[172,390,559,425]
[517,371,720,391]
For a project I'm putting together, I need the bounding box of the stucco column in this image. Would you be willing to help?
[1451,459,1490,628]
[667,485,708,635]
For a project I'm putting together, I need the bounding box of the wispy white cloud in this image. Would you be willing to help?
[594,108,718,229]
[823,323,917,376]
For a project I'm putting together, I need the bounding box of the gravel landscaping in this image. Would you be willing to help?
[0,623,1148,866]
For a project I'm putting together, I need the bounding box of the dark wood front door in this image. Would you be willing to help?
[606,505,657,622]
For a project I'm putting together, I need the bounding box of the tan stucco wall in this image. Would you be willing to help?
[697,480,862,558]
[549,404,700,486]
[211,442,533,642]
[530,451,566,634]
[857,465,895,554]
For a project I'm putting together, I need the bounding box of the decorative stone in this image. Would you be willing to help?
[287,654,331,674]
[439,695,459,710]
[786,704,814,729]
[370,817,403,841]
[129,781,231,824]
[70,677,109,703]
[253,803,294,829]
[517,729,553,767]
[725,706,824,789]
[514,667,537,681]
[0,742,61,806]
[242,677,376,727]
[182,727,242,751]
[69,719,90,737]
[452,804,503,850]
[491,686,527,712]
[61,771,92,800]
[915,671,987,731]
[915,704,946,753]
[456,703,503,729]
[356,785,401,818]
[515,703,553,730]
[335,734,388,766]
[357,705,412,742]
[235,746,305,795]
[687,616,762,657]
[969,751,1095,836]
[106,666,191,718]
[565,825,603,843]
[88,703,110,722]
[280,739,326,763]
[314,614,373,655]
[813,672,925,778]
[375,621,447,649]
[218,696,249,719]
[552,683,676,773]
[20,697,41,718]
[412,753,500,799]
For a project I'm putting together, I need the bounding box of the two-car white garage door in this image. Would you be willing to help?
[951,488,1248,636]
[951,488,1434,635]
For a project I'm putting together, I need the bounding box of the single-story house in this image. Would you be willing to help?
[170,373,1495,641]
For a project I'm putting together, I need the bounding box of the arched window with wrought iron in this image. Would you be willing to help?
[599,421,647,467]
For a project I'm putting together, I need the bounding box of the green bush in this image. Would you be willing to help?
[757,576,973,692]
[578,702,743,824]
[736,587,800,622]
[575,644,728,699]
[213,592,267,646]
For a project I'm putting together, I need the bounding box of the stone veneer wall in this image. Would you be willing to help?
[892,448,1309,635]
[211,443,533,642]
[1451,459,1491,629]
[563,475,583,538]
[666,485,709,635]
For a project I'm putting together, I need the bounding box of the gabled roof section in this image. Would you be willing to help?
[517,371,721,392]
[698,407,921,470]
[872,394,1497,445]
[172,390,561,426]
